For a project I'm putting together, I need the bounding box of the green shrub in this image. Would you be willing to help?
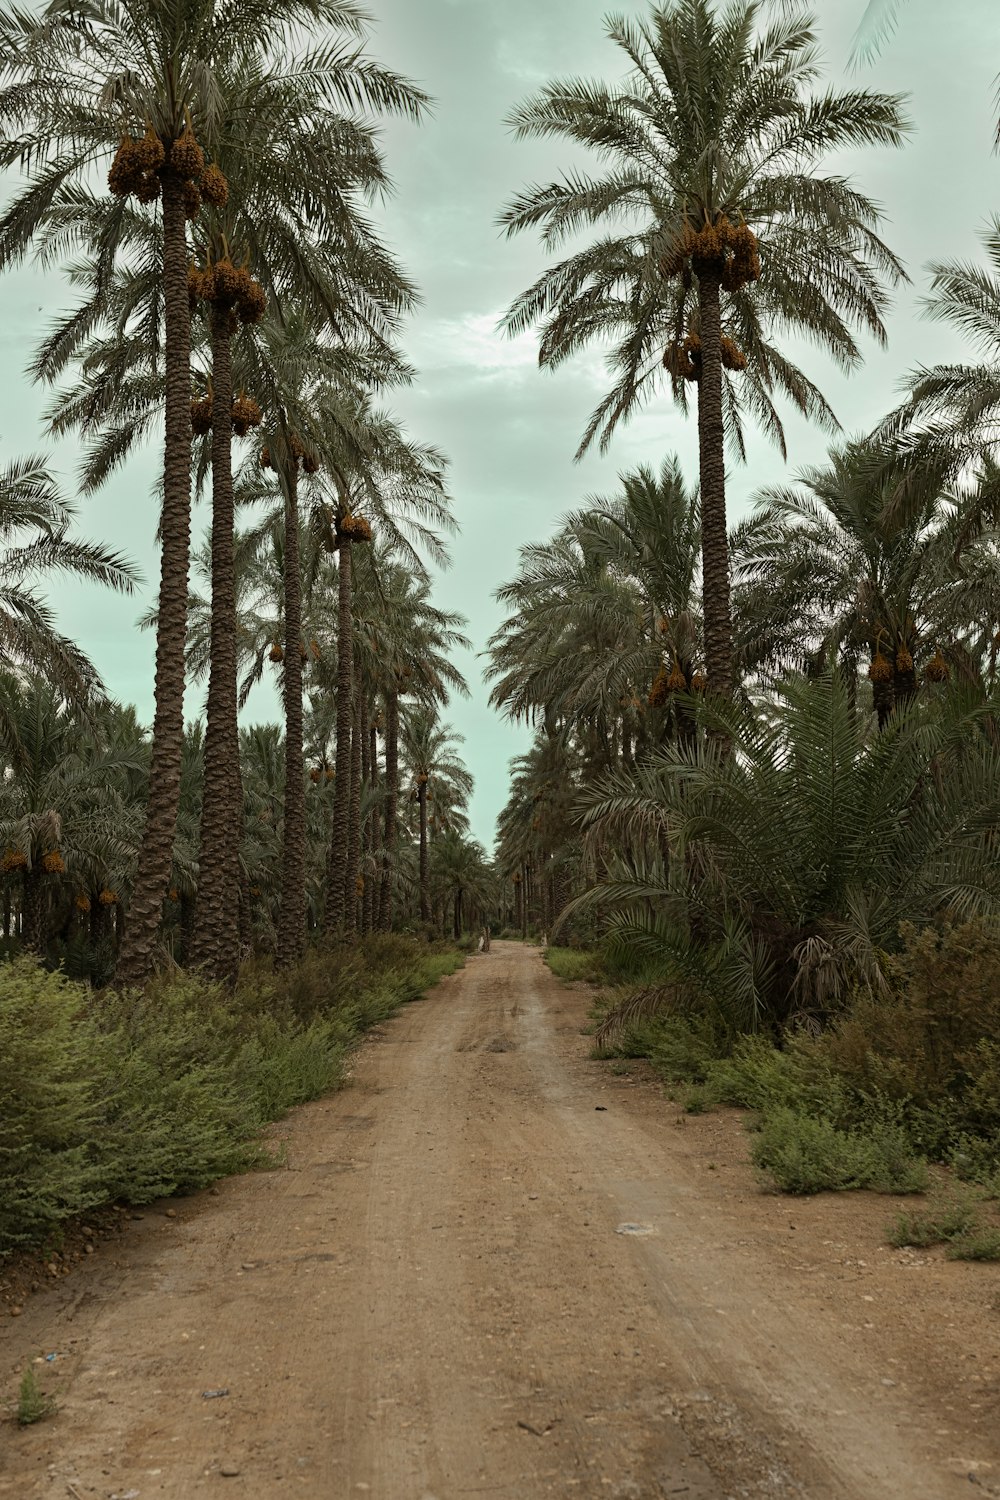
[752,1109,928,1195]
[888,1195,982,1249]
[752,1110,877,1193]
[0,938,461,1260]
[545,947,604,984]
[0,961,103,1249]
[948,1228,1000,1261]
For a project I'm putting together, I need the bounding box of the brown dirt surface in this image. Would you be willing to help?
[2,940,999,1499]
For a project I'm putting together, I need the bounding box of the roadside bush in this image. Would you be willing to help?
[751,1109,928,1195]
[0,939,462,1259]
[545,947,604,984]
[0,961,102,1248]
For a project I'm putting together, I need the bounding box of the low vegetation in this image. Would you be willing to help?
[15,1367,57,1427]
[544,947,605,984]
[576,921,1000,1208]
[0,938,461,1260]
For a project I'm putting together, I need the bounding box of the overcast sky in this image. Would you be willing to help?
[3,0,999,847]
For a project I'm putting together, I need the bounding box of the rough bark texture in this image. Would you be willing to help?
[418,781,429,923]
[115,174,192,988]
[696,272,734,696]
[277,462,306,967]
[361,717,376,934]
[344,695,363,937]
[378,688,399,932]
[21,865,43,952]
[190,307,240,979]
[325,541,353,935]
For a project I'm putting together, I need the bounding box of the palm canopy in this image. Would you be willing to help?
[34,47,421,483]
[731,437,998,686]
[499,0,907,459]
[878,219,1000,530]
[0,455,138,701]
[0,0,427,274]
[488,458,700,734]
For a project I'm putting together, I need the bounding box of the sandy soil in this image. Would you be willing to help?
[2,940,999,1499]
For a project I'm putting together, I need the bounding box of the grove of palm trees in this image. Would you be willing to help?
[3,0,1000,1495]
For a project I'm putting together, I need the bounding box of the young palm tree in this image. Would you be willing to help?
[572,670,1000,1038]
[499,0,907,692]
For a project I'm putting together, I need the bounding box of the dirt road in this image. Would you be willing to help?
[3,942,999,1498]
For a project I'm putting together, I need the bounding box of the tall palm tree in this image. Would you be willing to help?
[358,565,469,932]
[320,412,455,936]
[499,0,907,692]
[400,709,473,923]
[0,0,426,987]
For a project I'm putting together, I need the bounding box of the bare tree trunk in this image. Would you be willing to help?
[116,173,192,988]
[325,540,353,935]
[191,305,241,980]
[696,271,733,696]
[378,687,399,932]
[277,460,306,967]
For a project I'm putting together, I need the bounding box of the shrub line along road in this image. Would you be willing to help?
[2,942,997,1498]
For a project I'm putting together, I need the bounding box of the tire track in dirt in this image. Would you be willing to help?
[1,942,993,1498]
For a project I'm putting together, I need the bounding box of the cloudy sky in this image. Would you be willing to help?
[3,0,999,846]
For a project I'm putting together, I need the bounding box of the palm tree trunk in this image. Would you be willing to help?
[277,460,306,967]
[418,780,429,922]
[190,306,240,980]
[325,539,354,935]
[378,687,399,932]
[115,175,193,988]
[362,716,377,934]
[453,890,462,941]
[697,272,734,695]
[343,694,363,937]
[21,865,43,952]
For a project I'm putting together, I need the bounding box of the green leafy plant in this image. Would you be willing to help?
[16,1367,57,1426]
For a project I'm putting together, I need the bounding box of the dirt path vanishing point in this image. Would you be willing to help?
[3,940,1000,1499]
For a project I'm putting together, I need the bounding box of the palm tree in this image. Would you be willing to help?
[489,459,702,758]
[400,709,473,924]
[0,0,427,987]
[358,564,469,931]
[320,414,455,936]
[879,220,1000,534]
[0,456,137,704]
[499,0,907,692]
[431,831,492,941]
[0,678,142,953]
[573,670,1000,1039]
[732,438,994,724]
